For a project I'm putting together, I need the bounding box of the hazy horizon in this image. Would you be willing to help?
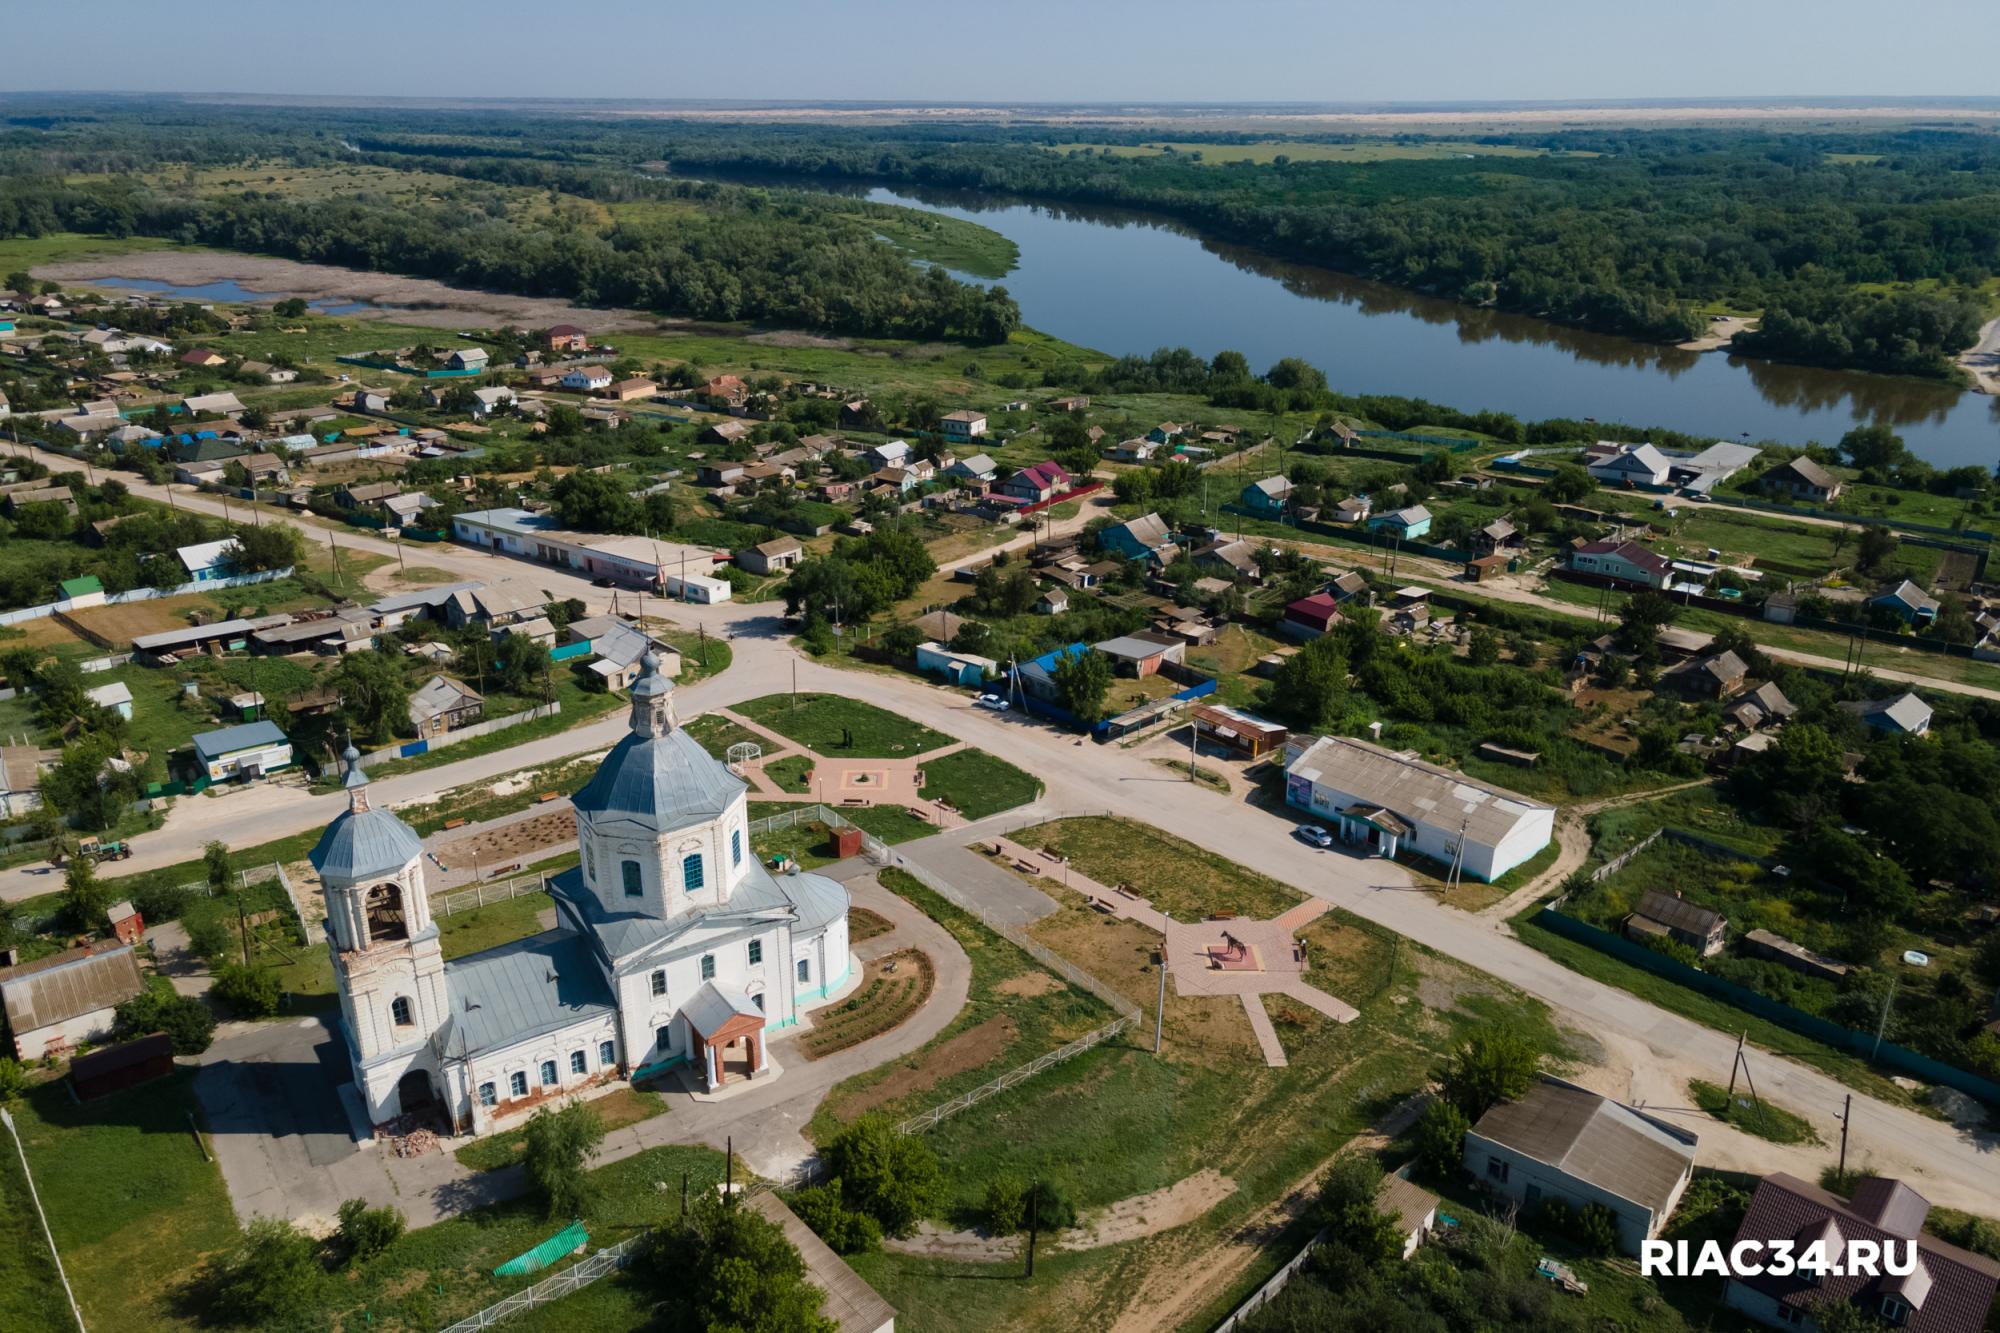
[8,0,1997,105]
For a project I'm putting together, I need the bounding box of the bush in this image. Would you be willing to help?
[212,963,281,1018]
[184,915,236,963]
[983,1175,1027,1236]
[1025,1178,1077,1233]
[114,986,216,1055]
[1576,1203,1620,1257]
[817,1114,944,1238]
[521,1101,605,1219]
[0,1057,26,1103]
[189,1217,323,1327]
[335,1198,406,1266]
[789,1178,882,1255]
[1411,1099,1469,1181]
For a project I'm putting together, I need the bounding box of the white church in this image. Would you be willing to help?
[310,651,855,1135]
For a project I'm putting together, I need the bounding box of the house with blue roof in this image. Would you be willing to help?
[191,720,292,782]
[309,653,855,1134]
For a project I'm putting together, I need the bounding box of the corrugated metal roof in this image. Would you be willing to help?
[441,932,617,1057]
[681,979,763,1039]
[192,720,288,760]
[1470,1077,1696,1216]
[1290,735,1550,851]
[572,727,744,836]
[310,807,425,882]
[0,944,145,1032]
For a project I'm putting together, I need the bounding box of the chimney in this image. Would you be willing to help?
[1368,721,1383,742]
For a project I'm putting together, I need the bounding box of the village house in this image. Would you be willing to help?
[191,720,293,783]
[939,408,987,440]
[1566,539,1671,589]
[1367,505,1433,540]
[1471,517,1523,556]
[1463,1076,1698,1256]
[1035,587,1069,615]
[703,374,748,409]
[1729,681,1796,730]
[1843,691,1933,737]
[1680,649,1750,700]
[946,452,997,484]
[545,324,589,353]
[1101,511,1176,563]
[737,537,805,576]
[1587,441,1674,488]
[606,377,657,402]
[470,385,518,417]
[996,460,1071,505]
[1147,421,1184,445]
[182,390,246,417]
[1241,475,1294,516]
[1190,703,1289,759]
[1284,734,1555,880]
[178,348,228,368]
[1093,632,1185,677]
[407,675,485,738]
[1048,394,1089,412]
[1625,888,1727,956]
[176,537,242,582]
[1281,592,1342,640]
[1758,456,1844,503]
[563,615,680,691]
[1723,1175,1999,1333]
[0,944,147,1061]
[915,642,998,687]
[349,388,394,413]
[447,347,489,372]
[1194,537,1261,582]
[1108,437,1165,463]
[561,364,614,393]
[1332,495,1373,524]
[337,480,402,512]
[1871,579,1941,626]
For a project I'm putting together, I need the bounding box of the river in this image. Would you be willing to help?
[826,182,2000,469]
[81,274,398,316]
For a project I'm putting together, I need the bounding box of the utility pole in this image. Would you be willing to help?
[1025,1183,1039,1278]
[1837,1093,1852,1181]
[725,1135,733,1204]
[1872,976,1899,1059]
[1725,1030,1747,1101]
[1154,930,1168,1054]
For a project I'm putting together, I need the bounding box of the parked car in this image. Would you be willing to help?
[975,693,1010,712]
[591,577,618,588]
[1294,823,1334,849]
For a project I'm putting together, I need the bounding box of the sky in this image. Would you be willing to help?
[6,0,1995,104]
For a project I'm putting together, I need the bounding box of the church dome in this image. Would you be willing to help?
[571,652,745,834]
[310,743,424,881]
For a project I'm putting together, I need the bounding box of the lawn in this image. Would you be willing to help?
[1017,816,1304,920]
[437,890,553,962]
[1689,1078,1822,1145]
[11,1071,239,1333]
[0,1106,71,1333]
[452,1087,668,1172]
[734,692,955,758]
[682,712,767,762]
[763,753,815,793]
[916,746,1042,820]
[746,803,933,870]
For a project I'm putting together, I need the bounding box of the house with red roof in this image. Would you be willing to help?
[1724,1173,1999,1332]
[1281,592,1342,640]
[545,324,589,352]
[1565,539,1671,589]
[996,460,1071,504]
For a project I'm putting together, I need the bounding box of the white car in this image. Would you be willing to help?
[975,693,1010,712]
[1294,823,1334,849]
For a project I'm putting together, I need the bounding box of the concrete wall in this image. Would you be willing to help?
[11,1006,118,1060]
[1463,1131,1690,1256]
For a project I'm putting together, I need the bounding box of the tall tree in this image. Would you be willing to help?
[522,1101,605,1219]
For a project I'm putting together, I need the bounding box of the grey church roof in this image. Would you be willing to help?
[547,860,848,963]
[571,726,746,834]
[439,931,617,1057]
[309,745,424,882]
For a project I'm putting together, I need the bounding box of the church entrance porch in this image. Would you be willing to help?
[681,980,772,1092]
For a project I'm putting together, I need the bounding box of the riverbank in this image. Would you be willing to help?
[1960,316,2000,396]
[33,247,664,333]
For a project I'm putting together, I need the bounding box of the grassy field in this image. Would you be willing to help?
[735,692,955,758]
[1017,816,1303,920]
[11,1071,239,1333]
[0,1108,71,1333]
[437,890,554,962]
[916,746,1042,820]
[763,753,815,792]
[859,204,1020,279]
[1690,1078,1822,1145]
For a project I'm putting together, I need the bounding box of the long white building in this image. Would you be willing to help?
[311,652,852,1133]
[450,507,732,603]
[1284,735,1554,882]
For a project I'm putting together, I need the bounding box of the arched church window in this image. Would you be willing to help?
[599,1040,616,1066]
[509,1070,528,1098]
[478,1082,497,1107]
[621,861,642,898]
[364,883,408,943]
[539,1060,557,1086]
[683,853,705,891]
[390,996,413,1027]
[797,958,811,984]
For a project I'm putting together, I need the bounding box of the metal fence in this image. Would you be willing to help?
[429,870,549,919]
[894,1017,1134,1136]
[437,1232,645,1333]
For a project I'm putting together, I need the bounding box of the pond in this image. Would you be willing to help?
[82,275,399,317]
[813,179,2000,469]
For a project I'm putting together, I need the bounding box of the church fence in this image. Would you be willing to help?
[429,870,550,920]
[437,1232,646,1333]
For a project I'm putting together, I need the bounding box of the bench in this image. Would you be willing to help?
[442,818,469,830]
[535,791,561,804]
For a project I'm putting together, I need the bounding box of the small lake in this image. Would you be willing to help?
[776,177,2000,469]
[82,275,397,317]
